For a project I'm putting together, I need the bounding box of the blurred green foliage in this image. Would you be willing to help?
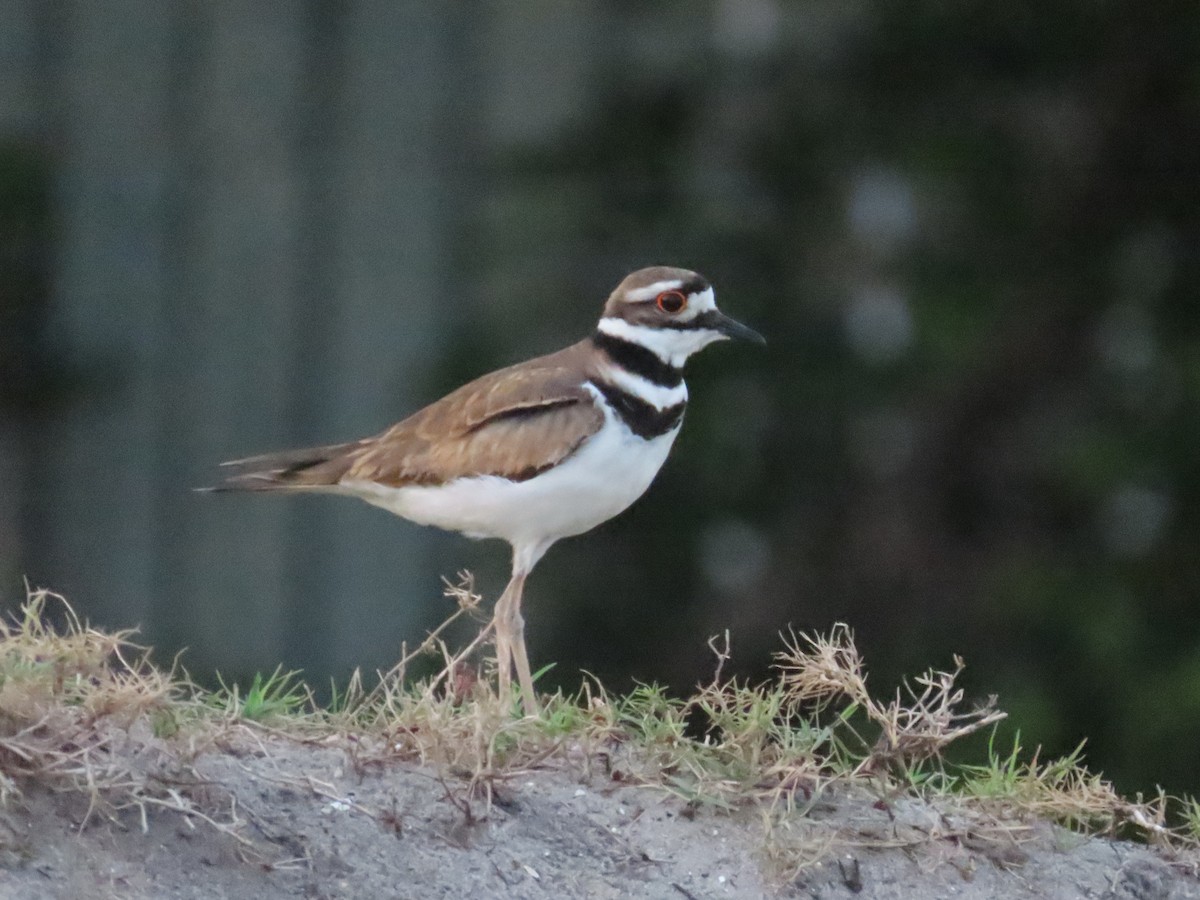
[473,2,1200,796]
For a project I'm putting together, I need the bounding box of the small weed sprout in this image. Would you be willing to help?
[213,666,310,723]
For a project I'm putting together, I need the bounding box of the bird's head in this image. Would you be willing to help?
[599,266,765,367]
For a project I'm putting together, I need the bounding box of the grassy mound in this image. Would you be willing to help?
[1,578,1196,883]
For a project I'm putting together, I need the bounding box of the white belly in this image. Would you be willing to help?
[341,417,680,549]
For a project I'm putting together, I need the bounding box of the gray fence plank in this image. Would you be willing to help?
[0,0,37,131]
[153,3,310,672]
[294,2,457,676]
[0,0,38,589]
[37,0,174,629]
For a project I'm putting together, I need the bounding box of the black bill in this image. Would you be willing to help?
[703,309,767,345]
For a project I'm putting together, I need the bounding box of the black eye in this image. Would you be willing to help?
[656,291,687,314]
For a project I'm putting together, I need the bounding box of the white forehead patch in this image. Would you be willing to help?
[664,285,717,324]
[626,279,685,303]
[682,286,717,318]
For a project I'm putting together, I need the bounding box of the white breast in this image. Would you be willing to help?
[341,403,680,550]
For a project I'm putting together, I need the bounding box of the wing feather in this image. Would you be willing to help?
[210,341,604,491]
[346,343,603,485]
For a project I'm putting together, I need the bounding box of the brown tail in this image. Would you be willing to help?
[202,441,360,492]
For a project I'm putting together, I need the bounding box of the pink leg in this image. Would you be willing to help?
[507,576,537,714]
[494,570,537,713]
[493,541,551,714]
[493,571,520,703]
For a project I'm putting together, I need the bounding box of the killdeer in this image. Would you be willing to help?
[210,267,763,712]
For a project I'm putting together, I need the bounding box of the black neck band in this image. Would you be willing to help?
[591,329,684,388]
[591,380,686,440]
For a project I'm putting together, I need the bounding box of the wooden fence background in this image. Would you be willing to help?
[0,1,618,680]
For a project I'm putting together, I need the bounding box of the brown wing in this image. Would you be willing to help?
[211,341,603,491]
[346,342,603,486]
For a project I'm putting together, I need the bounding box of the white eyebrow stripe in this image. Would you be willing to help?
[626,279,686,303]
[595,362,688,410]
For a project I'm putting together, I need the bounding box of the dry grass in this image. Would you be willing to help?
[1,578,1197,875]
[0,589,173,808]
[0,587,266,853]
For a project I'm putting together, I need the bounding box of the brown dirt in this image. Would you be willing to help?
[0,733,1196,900]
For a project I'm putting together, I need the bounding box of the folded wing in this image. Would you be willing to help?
[210,343,604,491]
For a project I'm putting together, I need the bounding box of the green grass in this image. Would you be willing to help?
[212,665,310,722]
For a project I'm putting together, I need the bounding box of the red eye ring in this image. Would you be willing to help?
[656,290,687,314]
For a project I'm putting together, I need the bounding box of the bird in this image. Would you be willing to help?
[209,266,764,713]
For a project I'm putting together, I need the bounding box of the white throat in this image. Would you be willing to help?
[596,316,726,367]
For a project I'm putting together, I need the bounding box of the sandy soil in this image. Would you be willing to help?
[0,733,1196,900]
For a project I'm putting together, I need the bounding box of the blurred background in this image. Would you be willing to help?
[2,2,1198,797]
